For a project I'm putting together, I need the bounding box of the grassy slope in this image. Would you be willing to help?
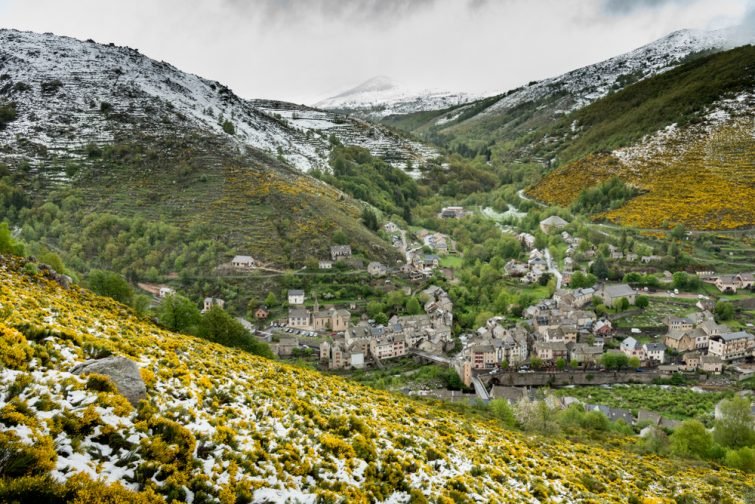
[526,45,755,230]
[0,255,752,502]
[26,130,401,268]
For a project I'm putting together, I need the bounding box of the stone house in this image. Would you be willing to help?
[596,283,636,306]
[319,260,333,270]
[202,297,224,313]
[331,245,352,261]
[715,275,739,293]
[367,262,388,277]
[539,215,568,234]
[570,344,603,364]
[534,341,568,362]
[231,255,255,269]
[254,306,269,320]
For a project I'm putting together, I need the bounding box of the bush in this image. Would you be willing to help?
[86,269,133,305]
[0,101,17,129]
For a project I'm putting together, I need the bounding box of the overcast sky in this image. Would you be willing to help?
[0,0,752,103]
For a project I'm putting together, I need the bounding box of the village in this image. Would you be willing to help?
[138,206,755,413]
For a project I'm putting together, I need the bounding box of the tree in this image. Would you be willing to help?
[601,353,628,370]
[669,420,714,459]
[264,291,279,308]
[489,399,516,428]
[0,221,25,256]
[374,312,388,325]
[713,396,755,449]
[198,306,274,359]
[157,294,201,334]
[614,297,630,311]
[530,357,543,370]
[628,356,641,369]
[38,251,65,273]
[87,269,133,305]
[405,297,421,315]
[570,271,597,289]
[635,295,649,309]
[366,301,384,318]
[670,224,686,240]
[361,208,379,231]
[590,255,609,280]
[715,301,734,321]
[555,357,567,371]
[333,230,348,245]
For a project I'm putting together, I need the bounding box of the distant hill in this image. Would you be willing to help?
[0,254,750,502]
[0,29,411,270]
[315,75,484,119]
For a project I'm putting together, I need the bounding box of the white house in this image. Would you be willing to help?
[159,286,175,298]
[231,255,255,269]
[643,343,666,363]
[319,260,333,270]
[288,290,305,305]
[202,297,225,313]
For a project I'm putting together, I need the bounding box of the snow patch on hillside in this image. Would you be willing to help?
[0,30,436,173]
[485,28,753,117]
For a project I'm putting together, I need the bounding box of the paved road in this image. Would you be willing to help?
[517,189,546,208]
[544,248,563,289]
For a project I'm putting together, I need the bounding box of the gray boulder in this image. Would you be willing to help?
[72,356,147,406]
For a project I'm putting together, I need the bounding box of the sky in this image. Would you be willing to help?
[0,0,752,104]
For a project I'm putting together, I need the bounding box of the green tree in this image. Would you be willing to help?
[38,251,65,273]
[724,447,755,473]
[265,291,279,308]
[0,221,25,256]
[669,420,714,459]
[198,306,274,359]
[614,297,630,311]
[628,356,641,369]
[715,301,734,321]
[157,294,201,334]
[530,357,543,370]
[590,255,609,280]
[489,399,516,428]
[333,230,348,245]
[374,312,388,325]
[670,224,686,240]
[713,396,755,449]
[635,295,649,309]
[405,297,421,315]
[555,357,567,371]
[87,269,133,305]
[366,301,384,318]
[361,208,379,231]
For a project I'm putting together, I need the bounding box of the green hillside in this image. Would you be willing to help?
[1,128,401,278]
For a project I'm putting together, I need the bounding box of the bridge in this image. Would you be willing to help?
[409,349,451,366]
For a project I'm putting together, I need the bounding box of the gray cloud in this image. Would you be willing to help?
[222,0,439,24]
[601,0,697,15]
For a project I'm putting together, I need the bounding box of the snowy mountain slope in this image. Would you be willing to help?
[0,29,435,172]
[481,28,750,118]
[314,75,484,118]
[388,27,754,143]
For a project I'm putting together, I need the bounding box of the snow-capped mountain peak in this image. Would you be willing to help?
[315,75,485,118]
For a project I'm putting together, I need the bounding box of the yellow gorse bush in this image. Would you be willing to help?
[0,256,752,502]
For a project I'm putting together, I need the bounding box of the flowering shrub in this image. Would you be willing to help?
[0,255,750,502]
